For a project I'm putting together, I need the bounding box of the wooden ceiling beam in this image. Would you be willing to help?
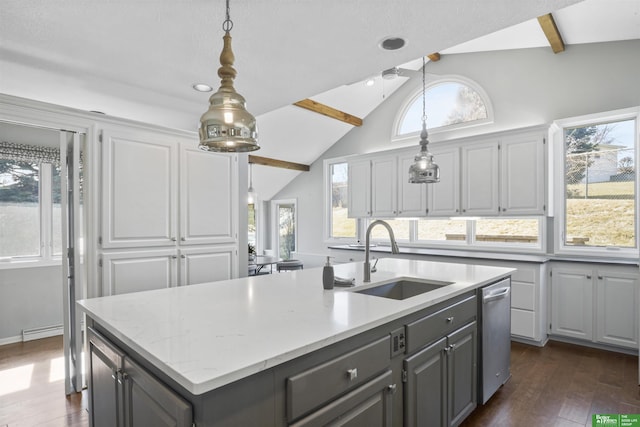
[537,13,565,54]
[427,53,441,62]
[248,155,310,172]
[293,99,363,127]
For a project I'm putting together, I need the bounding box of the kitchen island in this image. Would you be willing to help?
[78,258,513,427]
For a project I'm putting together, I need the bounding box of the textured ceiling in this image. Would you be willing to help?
[4,0,638,200]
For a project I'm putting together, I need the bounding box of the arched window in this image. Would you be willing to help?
[395,77,492,137]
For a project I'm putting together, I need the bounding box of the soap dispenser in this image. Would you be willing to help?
[323,256,335,290]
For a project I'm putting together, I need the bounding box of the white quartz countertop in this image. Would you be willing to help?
[77,258,513,395]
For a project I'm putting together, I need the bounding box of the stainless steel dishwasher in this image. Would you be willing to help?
[479,277,511,404]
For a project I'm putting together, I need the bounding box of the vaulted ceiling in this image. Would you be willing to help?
[1,0,638,199]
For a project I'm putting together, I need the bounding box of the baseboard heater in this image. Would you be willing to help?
[22,324,63,342]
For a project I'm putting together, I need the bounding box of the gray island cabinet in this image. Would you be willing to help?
[78,259,512,427]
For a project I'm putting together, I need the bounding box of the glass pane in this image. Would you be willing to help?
[330,163,356,238]
[475,218,540,244]
[369,219,410,241]
[417,219,467,241]
[564,119,636,248]
[248,203,256,247]
[278,204,295,259]
[0,160,41,257]
[399,82,488,134]
[52,164,62,256]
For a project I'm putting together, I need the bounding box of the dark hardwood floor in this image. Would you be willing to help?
[0,336,638,426]
[463,341,640,427]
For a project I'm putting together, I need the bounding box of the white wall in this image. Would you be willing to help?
[273,40,640,262]
[0,266,62,343]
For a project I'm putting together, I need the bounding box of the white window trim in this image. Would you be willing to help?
[391,74,494,144]
[0,161,62,267]
[552,106,640,258]
[271,198,298,259]
[323,157,360,245]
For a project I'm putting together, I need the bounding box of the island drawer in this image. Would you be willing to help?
[405,294,477,353]
[286,335,390,422]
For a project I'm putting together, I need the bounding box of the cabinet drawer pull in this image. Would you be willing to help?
[171,237,176,242]
[598,276,603,280]
[586,275,592,279]
[346,368,358,381]
[446,316,454,323]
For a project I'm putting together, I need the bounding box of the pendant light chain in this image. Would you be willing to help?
[223,0,233,32]
[422,56,427,124]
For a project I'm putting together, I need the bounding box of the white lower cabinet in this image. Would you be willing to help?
[102,246,236,296]
[179,246,237,287]
[101,249,178,296]
[550,263,639,349]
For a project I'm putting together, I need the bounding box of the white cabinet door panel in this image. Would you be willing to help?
[102,250,177,296]
[371,157,397,217]
[500,135,545,215]
[461,141,499,216]
[347,160,371,218]
[428,146,459,216]
[551,269,593,340]
[180,147,236,244]
[101,129,177,248]
[596,271,638,348]
[180,246,236,286]
[398,150,427,217]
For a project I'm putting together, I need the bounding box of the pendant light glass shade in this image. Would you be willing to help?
[247,163,257,204]
[199,1,259,152]
[408,57,439,184]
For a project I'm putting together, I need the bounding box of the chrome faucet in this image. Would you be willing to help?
[364,220,400,282]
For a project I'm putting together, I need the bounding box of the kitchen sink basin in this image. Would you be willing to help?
[355,279,454,300]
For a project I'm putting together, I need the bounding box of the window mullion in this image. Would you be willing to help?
[40,163,52,260]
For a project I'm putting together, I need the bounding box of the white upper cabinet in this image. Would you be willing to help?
[461,140,500,216]
[180,146,236,245]
[428,145,460,217]
[346,126,547,219]
[101,126,237,249]
[348,159,372,218]
[371,156,397,217]
[101,127,178,248]
[500,133,546,215]
[398,149,428,217]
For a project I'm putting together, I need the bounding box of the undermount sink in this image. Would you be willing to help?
[355,279,454,300]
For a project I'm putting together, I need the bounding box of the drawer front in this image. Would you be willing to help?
[405,294,477,353]
[88,327,125,370]
[511,281,535,310]
[287,336,390,422]
[511,267,535,283]
[511,308,535,339]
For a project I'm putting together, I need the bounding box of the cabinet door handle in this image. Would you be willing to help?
[586,275,592,279]
[181,254,186,259]
[502,208,506,212]
[446,316,454,323]
[181,237,186,241]
[171,237,177,242]
[172,255,177,259]
[387,384,397,394]
[346,368,358,381]
[598,276,603,280]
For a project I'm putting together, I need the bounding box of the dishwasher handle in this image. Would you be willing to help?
[482,287,510,303]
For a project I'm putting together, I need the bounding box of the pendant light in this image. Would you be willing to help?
[408,56,439,183]
[247,163,257,204]
[199,0,259,152]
